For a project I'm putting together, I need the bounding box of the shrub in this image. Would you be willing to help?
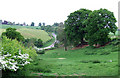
[110,38,120,46]
[36,50,45,54]
[91,60,101,63]
[34,39,43,48]
[1,27,25,42]
[54,42,58,48]
[0,36,37,72]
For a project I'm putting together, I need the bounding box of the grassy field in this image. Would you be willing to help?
[16,42,118,76]
[17,28,51,42]
[0,25,51,43]
[37,45,118,76]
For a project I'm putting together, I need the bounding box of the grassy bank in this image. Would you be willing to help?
[29,42,118,76]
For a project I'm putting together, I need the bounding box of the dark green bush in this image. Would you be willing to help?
[36,49,45,54]
[2,27,25,42]
[91,60,101,63]
[110,38,120,46]
[54,42,58,48]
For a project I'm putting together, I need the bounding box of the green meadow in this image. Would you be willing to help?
[15,43,118,76]
[0,24,119,77]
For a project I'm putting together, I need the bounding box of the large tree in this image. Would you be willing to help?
[31,22,34,26]
[65,8,92,46]
[57,28,68,51]
[83,8,117,46]
[43,22,45,26]
[38,23,41,26]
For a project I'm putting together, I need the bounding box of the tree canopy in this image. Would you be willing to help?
[31,22,34,26]
[83,8,117,46]
[2,27,25,42]
[65,8,92,46]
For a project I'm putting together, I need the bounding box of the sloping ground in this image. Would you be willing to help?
[17,28,51,42]
[0,25,51,42]
[36,43,118,76]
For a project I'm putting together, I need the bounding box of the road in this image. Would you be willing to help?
[34,33,57,51]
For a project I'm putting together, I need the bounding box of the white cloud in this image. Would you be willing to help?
[0,0,119,26]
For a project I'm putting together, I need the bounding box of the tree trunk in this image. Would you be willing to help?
[64,46,67,51]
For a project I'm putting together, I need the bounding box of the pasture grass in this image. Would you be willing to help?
[28,43,118,76]
[17,28,51,42]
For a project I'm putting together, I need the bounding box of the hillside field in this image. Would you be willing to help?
[0,25,51,42]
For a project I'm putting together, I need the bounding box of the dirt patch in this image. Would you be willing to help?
[71,44,89,50]
[58,58,66,59]
[71,42,110,50]
[95,42,110,48]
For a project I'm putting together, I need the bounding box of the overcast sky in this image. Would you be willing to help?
[0,0,119,26]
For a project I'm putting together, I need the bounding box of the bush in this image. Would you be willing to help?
[1,27,25,42]
[91,60,101,63]
[110,38,120,46]
[36,50,45,54]
[0,36,37,72]
[54,42,58,48]
[81,60,101,63]
[34,39,43,48]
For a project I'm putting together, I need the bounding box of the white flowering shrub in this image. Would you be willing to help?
[0,36,37,71]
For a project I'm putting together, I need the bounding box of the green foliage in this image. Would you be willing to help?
[2,57,51,77]
[65,8,92,46]
[83,8,117,46]
[57,28,68,51]
[36,49,45,54]
[2,27,24,41]
[54,42,58,48]
[23,38,37,47]
[34,38,43,48]
[110,38,120,46]
[38,22,42,26]
[1,36,37,60]
[31,22,34,26]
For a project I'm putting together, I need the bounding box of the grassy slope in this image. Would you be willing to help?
[0,25,51,42]
[41,32,55,48]
[34,44,118,76]
[17,28,51,42]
